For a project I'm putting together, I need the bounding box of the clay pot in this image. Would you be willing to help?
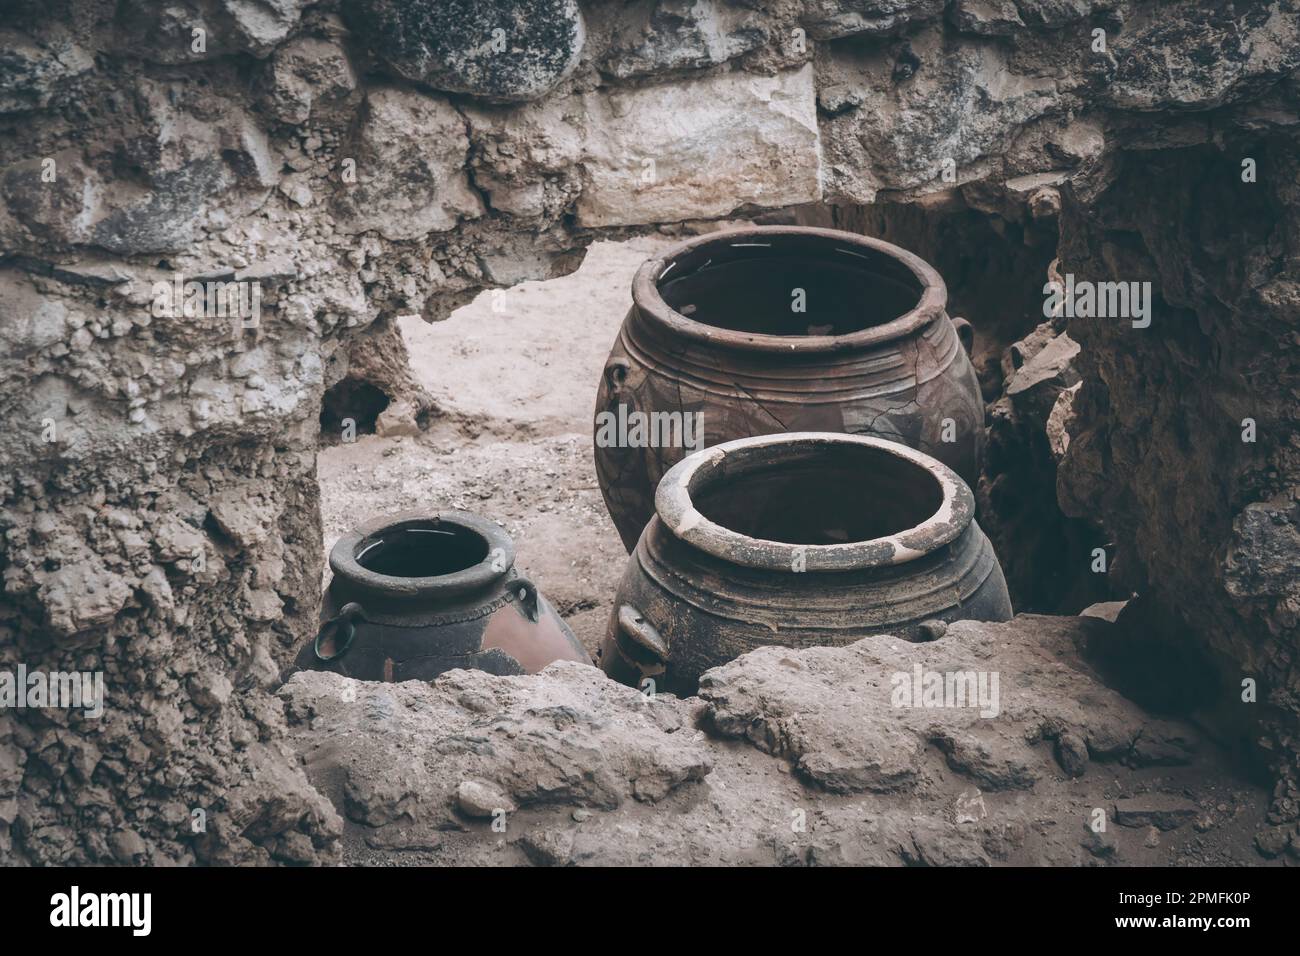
[599,433,1012,696]
[594,225,984,551]
[292,511,589,682]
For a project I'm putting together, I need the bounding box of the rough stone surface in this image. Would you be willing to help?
[114,0,305,63]
[345,0,586,102]
[279,615,1270,866]
[263,35,359,125]
[817,18,1084,203]
[456,781,515,818]
[1056,130,1300,818]
[1113,795,1199,831]
[592,0,769,79]
[332,87,485,241]
[0,26,94,113]
[464,64,822,228]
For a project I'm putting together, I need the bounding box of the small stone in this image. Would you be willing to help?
[278,178,313,207]
[954,788,987,824]
[1254,826,1288,858]
[1054,731,1089,777]
[109,828,148,864]
[1143,826,1161,848]
[1081,826,1118,858]
[517,827,575,867]
[375,398,422,437]
[1046,382,1081,463]
[189,672,233,712]
[1114,795,1199,831]
[918,619,947,642]
[1028,185,1061,220]
[1079,600,1127,623]
[571,809,591,822]
[456,780,514,819]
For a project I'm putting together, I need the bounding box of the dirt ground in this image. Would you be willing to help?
[318,234,678,655]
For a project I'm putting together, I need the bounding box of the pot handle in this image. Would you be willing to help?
[615,604,669,668]
[511,577,540,623]
[952,316,974,355]
[314,602,366,662]
[604,357,632,393]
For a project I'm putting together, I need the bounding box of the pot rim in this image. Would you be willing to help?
[653,432,974,572]
[630,225,947,354]
[329,510,514,600]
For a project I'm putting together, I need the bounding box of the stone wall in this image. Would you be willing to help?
[1,0,1297,863]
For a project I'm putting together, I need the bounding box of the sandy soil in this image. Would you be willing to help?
[318,235,677,654]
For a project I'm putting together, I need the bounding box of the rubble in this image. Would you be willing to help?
[279,614,1269,866]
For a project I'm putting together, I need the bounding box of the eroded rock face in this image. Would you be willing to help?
[1057,133,1300,818]
[345,0,587,102]
[593,0,769,79]
[115,0,305,62]
[263,36,359,125]
[817,19,1085,203]
[332,87,484,241]
[0,27,94,113]
[280,615,1267,866]
[463,63,822,228]
[2,0,1298,864]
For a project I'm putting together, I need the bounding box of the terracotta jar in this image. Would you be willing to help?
[291,511,589,682]
[599,433,1012,696]
[594,225,983,551]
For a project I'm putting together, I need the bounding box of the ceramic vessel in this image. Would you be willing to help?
[599,433,1012,695]
[594,225,983,551]
[292,510,589,681]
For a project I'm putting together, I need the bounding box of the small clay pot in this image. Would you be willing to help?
[599,433,1012,696]
[292,511,589,682]
[594,225,984,551]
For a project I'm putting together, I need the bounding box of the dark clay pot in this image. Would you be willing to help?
[594,226,984,551]
[291,511,590,682]
[599,433,1012,696]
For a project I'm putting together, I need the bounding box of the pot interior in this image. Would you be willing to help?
[658,234,924,336]
[354,521,490,578]
[692,443,943,546]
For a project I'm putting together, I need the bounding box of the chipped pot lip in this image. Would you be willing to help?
[329,509,513,599]
[630,225,948,354]
[653,432,974,572]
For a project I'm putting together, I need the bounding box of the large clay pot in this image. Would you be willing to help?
[594,225,984,551]
[291,511,589,681]
[599,433,1012,696]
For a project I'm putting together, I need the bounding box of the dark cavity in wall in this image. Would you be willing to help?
[784,198,1116,614]
[320,379,391,440]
